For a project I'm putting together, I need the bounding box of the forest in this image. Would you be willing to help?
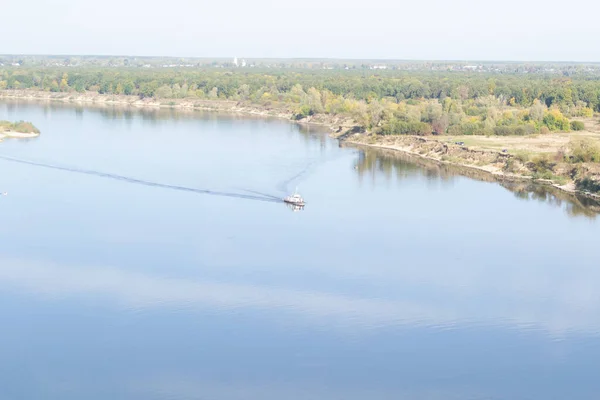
[1,67,599,136]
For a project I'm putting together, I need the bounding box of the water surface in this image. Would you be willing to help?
[1,100,600,400]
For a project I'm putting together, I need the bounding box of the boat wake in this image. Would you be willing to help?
[275,158,320,195]
[0,154,282,204]
[275,151,349,195]
[235,188,283,201]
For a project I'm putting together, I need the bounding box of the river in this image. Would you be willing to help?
[1,100,600,400]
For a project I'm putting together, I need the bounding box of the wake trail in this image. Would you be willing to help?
[275,150,350,194]
[236,188,282,200]
[276,158,320,194]
[0,154,282,203]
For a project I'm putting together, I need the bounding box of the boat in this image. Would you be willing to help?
[283,189,305,206]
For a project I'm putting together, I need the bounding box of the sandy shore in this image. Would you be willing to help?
[0,131,40,141]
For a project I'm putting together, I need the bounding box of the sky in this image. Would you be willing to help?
[2,0,599,61]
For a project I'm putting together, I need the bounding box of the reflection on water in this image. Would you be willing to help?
[503,182,600,219]
[285,202,305,212]
[2,99,600,400]
[2,97,331,153]
[349,144,600,219]
[3,254,600,337]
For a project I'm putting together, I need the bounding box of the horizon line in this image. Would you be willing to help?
[1,53,600,64]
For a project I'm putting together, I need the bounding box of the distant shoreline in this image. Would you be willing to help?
[1,89,599,200]
[0,89,354,131]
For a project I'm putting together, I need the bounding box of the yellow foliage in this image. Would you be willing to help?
[60,72,69,91]
[397,102,408,114]
[580,107,594,118]
[382,100,398,113]
[549,108,565,119]
[517,110,529,120]
[442,97,452,112]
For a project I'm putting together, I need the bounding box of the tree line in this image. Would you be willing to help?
[1,67,598,136]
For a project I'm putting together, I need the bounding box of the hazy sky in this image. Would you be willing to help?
[2,0,599,61]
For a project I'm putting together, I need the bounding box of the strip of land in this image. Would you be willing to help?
[0,118,40,142]
[0,131,39,139]
[1,89,600,198]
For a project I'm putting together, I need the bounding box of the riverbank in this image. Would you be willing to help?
[0,89,355,131]
[347,143,600,216]
[2,89,600,198]
[0,131,40,142]
[336,132,600,199]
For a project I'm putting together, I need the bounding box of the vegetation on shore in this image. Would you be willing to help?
[2,63,600,194]
[0,120,40,134]
[1,67,599,136]
[344,132,600,196]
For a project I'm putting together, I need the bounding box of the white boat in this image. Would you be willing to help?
[283,189,305,206]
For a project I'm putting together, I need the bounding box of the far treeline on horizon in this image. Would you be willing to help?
[2,54,600,133]
[3,54,600,71]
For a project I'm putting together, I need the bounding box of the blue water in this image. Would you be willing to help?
[1,100,600,400]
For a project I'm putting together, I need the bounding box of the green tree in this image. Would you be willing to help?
[571,121,585,131]
[155,85,173,99]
